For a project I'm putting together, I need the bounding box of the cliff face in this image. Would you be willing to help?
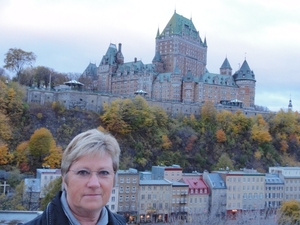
[23,103,101,149]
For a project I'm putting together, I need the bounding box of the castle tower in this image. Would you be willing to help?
[220,57,232,75]
[233,60,256,108]
[154,10,207,77]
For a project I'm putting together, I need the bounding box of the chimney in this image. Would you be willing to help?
[118,43,122,52]
[134,57,137,62]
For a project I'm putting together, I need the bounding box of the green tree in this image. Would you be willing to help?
[40,176,62,210]
[214,153,234,171]
[3,48,36,82]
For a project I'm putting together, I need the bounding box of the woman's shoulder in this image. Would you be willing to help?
[106,208,127,225]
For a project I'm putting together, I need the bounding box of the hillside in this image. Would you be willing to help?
[1,80,300,174]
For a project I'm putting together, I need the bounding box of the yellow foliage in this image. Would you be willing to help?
[279,200,300,225]
[254,150,262,160]
[0,144,13,165]
[161,135,172,150]
[251,124,272,144]
[43,140,62,168]
[0,112,12,141]
[37,113,43,119]
[15,141,29,166]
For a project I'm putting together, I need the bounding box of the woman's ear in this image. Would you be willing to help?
[62,176,67,191]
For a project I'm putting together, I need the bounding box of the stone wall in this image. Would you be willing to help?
[26,89,266,117]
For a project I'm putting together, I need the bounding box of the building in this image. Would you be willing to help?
[265,173,284,209]
[36,168,61,198]
[82,10,256,108]
[106,186,119,213]
[215,168,265,217]
[152,164,183,181]
[269,167,300,201]
[139,179,172,223]
[23,178,41,210]
[181,177,210,222]
[203,171,227,216]
[117,168,139,223]
[170,181,189,222]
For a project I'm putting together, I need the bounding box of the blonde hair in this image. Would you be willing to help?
[61,129,120,176]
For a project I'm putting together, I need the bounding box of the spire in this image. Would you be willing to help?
[204,37,207,47]
[288,96,293,111]
[156,28,160,38]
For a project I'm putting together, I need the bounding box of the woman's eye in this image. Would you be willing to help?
[77,170,90,176]
[99,171,109,176]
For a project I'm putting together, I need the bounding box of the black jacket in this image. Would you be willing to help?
[23,191,126,225]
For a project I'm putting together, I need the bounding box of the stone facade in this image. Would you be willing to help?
[82,11,256,108]
[26,88,264,117]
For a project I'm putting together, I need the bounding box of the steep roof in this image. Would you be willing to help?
[199,72,238,87]
[83,62,97,77]
[220,57,232,69]
[205,173,227,189]
[233,60,256,82]
[159,11,203,44]
[152,50,162,62]
[181,177,209,190]
[100,43,118,65]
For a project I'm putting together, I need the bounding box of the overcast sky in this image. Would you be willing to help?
[1,0,299,112]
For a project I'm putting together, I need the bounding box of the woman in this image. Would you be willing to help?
[25,129,126,225]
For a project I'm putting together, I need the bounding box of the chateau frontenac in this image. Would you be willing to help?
[82,10,256,108]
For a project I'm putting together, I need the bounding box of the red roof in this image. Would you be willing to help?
[181,177,209,194]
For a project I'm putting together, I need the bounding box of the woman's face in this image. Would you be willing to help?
[63,152,115,215]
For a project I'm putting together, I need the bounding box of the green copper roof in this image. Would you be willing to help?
[233,60,256,81]
[200,72,238,87]
[220,57,232,69]
[159,11,201,41]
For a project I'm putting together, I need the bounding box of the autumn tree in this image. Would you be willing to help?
[216,129,227,143]
[0,112,12,142]
[42,140,63,168]
[14,141,30,172]
[278,200,300,225]
[3,48,36,82]
[100,100,131,135]
[33,66,53,88]
[0,144,13,165]
[29,128,54,165]
[251,114,272,145]
[161,135,172,150]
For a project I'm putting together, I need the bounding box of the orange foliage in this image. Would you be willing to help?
[280,140,289,152]
[216,129,227,143]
